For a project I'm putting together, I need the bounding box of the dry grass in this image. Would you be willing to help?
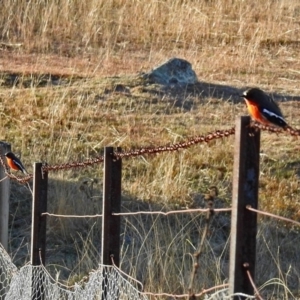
[1,0,300,298]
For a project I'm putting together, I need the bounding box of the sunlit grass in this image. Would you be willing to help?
[2,0,300,297]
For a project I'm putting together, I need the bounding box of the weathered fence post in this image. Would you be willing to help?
[0,142,11,251]
[101,147,122,266]
[31,163,48,300]
[229,116,260,299]
[101,147,122,300]
[0,142,10,299]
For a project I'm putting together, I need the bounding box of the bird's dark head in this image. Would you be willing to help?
[241,88,266,101]
[5,152,14,159]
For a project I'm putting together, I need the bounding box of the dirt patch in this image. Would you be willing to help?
[0,50,150,77]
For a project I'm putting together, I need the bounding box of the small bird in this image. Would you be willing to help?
[241,88,288,129]
[5,152,28,175]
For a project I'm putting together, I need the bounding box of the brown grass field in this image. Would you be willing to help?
[1,0,300,298]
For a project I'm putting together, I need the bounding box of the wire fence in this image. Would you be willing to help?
[0,242,261,300]
[0,244,149,300]
[1,121,299,185]
[1,205,298,299]
[1,118,300,299]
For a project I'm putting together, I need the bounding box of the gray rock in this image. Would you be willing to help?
[143,57,198,85]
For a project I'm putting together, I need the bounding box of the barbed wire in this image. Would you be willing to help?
[114,127,235,159]
[5,172,33,183]
[42,156,104,172]
[1,122,299,185]
[1,122,300,299]
[252,122,300,136]
[0,127,236,184]
[0,122,300,184]
[41,127,236,172]
[0,154,9,173]
[0,154,33,184]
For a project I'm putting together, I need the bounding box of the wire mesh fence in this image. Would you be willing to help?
[0,244,148,300]
[2,215,298,299]
[1,120,300,299]
[0,243,18,299]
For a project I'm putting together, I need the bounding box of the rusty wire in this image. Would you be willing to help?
[188,196,215,297]
[140,284,229,299]
[0,155,9,173]
[252,122,300,136]
[0,154,33,184]
[0,127,235,184]
[114,127,235,159]
[246,205,300,227]
[41,207,231,219]
[42,156,104,172]
[1,122,299,185]
[112,255,230,299]
[5,173,33,184]
[244,263,264,300]
[112,207,231,216]
[111,255,144,290]
[41,127,235,172]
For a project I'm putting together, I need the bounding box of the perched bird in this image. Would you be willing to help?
[5,152,28,175]
[241,88,288,129]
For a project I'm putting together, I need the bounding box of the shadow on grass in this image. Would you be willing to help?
[1,71,300,108]
[8,175,230,290]
[7,174,300,296]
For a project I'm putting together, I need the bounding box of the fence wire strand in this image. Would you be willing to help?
[1,122,300,299]
[42,127,236,173]
[41,206,300,231]
[114,127,235,159]
[244,263,264,300]
[188,198,215,296]
[41,207,232,218]
[0,127,236,184]
[252,122,300,136]
[41,212,103,218]
[112,207,232,216]
[246,205,300,227]
[140,284,229,299]
[1,243,237,300]
[1,123,299,185]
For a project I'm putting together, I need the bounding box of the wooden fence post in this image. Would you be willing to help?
[229,116,260,299]
[101,147,122,299]
[0,142,11,251]
[101,147,122,266]
[0,142,10,299]
[31,163,48,300]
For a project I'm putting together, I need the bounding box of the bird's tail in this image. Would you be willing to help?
[21,168,29,175]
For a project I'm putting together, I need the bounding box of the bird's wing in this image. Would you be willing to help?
[258,94,287,127]
[13,158,28,174]
[261,107,287,128]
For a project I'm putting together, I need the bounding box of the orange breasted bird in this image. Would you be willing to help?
[241,88,288,129]
[5,152,28,175]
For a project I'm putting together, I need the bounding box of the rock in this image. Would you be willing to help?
[143,57,198,85]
